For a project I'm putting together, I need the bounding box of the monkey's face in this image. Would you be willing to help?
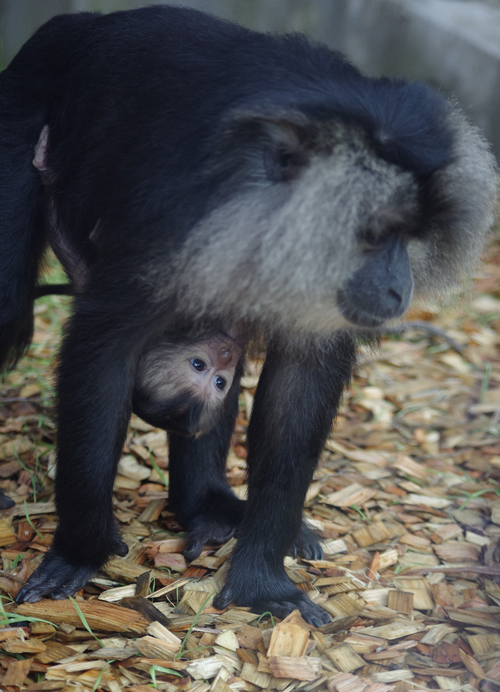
[181,335,239,402]
[165,121,421,335]
[150,105,495,341]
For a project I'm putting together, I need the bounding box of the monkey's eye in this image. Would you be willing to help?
[190,358,207,372]
[361,231,378,245]
[264,146,307,182]
[214,376,226,391]
[277,149,295,169]
[360,231,388,250]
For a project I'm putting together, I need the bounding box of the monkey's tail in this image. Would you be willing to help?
[0,72,47,371]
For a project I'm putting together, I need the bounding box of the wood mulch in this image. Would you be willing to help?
[0,238,500,691]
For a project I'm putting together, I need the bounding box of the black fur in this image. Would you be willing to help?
[0,7,493,625]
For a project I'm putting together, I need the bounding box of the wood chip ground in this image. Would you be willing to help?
[1,235,500,690]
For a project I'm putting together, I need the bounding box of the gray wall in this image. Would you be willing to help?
[1,0,499,155]
[0,0,356,63]
[329,0,500,157]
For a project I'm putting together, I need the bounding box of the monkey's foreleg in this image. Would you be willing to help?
[15,298,148,603]
[214,335,356,626]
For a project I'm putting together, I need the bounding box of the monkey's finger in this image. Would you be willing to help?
[213,586,234,611]
[183,538,205,561]
[298,541,323,561]
[253,597,331,628]
[291,521,324,561]
[114,539,129,557]
[0,490,15,510]
[183,517,238,561]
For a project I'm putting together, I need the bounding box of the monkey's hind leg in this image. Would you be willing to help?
[0,77,46,371]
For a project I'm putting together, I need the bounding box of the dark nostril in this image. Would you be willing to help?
[388,288,403,305]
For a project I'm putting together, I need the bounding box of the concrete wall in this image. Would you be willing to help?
[1,0,499,155]
[0,0,347,61]
[328,0,500,157]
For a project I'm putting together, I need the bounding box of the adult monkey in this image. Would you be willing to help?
[0,7,496,625]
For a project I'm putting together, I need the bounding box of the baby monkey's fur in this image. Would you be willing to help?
[0,6,496,625]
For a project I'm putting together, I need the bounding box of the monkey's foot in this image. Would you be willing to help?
[213,569,330,627]
[15,552,97,603]
[15,536,128,603]
[289,522,324,561]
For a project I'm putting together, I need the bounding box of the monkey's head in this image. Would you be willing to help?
[149,80,497,340]
[133,333,241,436]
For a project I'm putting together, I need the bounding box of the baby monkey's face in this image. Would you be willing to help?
[183,334,240,402]
[132,331,242,436]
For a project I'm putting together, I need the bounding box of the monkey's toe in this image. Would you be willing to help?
[214,577,331,627]
[214,587,330,627]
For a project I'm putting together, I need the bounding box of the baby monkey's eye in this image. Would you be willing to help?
[214,376,226,391]
[190,358,206,371]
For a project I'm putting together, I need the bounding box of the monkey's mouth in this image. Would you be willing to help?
[337,292,396,329]
[343,311,386,329]
[337,288,409,329]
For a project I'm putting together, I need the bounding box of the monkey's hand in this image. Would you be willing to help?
[0,489,15,510]
[15,535,128,604]
[213,561,331,627]
[15,551,98,603]
[178,490,245,561]
[182,495,323,563]
[288,521,324,561]
[183,514,240,561]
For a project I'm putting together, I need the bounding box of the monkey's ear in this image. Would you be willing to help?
[261,120,310,182]
[222,105,312,182]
